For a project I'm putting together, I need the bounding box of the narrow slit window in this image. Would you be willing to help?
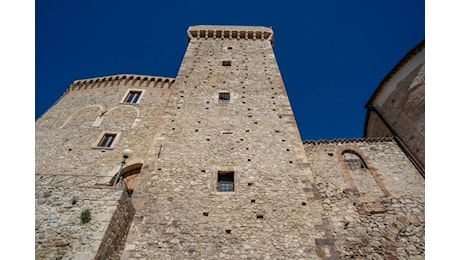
[219,92,230,102]
[217,171,234,192]
[124,90,142,103]
[222,60,232,66]
[98,133,116,148]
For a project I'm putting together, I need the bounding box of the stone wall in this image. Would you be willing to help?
[35,74,174,181]
[304,138,425,259]
[35,74,169,258]
[35,186,134,259]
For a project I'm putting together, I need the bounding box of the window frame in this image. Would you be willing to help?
[218,92,231,102]
[217,171,235,193]
[222,60,232,66]
[121,89,145,104]
[92,131,121,150]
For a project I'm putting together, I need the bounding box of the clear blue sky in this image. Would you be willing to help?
[36,0,424,141]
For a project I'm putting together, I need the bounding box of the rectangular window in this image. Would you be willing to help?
[222,60,232,66]
[124,90,142,104]
[98,133,117,148]
[219,92,230,102]
[217,171,234,192]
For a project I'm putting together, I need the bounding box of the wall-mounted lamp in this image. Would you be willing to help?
[113,148,134,189]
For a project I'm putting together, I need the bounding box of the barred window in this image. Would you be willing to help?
[124,90,142,104]
[217,171,234,192]
[219,92,230,102]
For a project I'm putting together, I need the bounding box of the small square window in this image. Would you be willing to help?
[222,60,232,66]
[217,171,234,192]
[124,90,142,104]
[98,133,117,148]
[219,92,230,102]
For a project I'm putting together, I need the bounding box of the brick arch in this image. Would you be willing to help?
[59,105,104,128]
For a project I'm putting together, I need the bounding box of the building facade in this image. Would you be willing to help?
[35,25,425,259]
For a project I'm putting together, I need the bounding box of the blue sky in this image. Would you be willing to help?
[35,0,424,141]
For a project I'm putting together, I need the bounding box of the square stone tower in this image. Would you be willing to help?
[121,25,328,258]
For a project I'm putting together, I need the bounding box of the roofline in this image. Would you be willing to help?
[364,39,425,109]
[363,39,425,136]
[303,137,394,145]
[66,74,176,92]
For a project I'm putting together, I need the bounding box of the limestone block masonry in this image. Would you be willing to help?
[36,25,424,259]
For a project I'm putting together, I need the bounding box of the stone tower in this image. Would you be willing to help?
[122,25,327,258]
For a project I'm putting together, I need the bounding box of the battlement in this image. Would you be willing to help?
[67,74,176,92]
[303,137,394,146]
[187,25,274,45]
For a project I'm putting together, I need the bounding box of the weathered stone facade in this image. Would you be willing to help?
[35,186,134,259]
[36,25,424,259]
[304,138,424,259]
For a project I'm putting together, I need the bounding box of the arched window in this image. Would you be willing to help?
[342,151,367,170]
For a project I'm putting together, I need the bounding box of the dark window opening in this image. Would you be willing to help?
[222,60,232,66]
[98,133,116,148]
[343,151,367,170]
[124,90,142,103]
[217,171,234,192]
[227,47,233,50]
[219,92,230,102]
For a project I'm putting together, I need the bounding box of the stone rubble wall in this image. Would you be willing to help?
[35,74,173,181]
[304,139,425,259]
[35,186,134,260]
[121,30,328,259]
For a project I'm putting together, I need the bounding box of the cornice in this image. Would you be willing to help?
[187,25,274,45]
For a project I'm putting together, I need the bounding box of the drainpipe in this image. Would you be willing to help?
[366,105,425,178]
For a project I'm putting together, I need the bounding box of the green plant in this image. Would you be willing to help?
[71,197,78,205]
[81,209,91,224]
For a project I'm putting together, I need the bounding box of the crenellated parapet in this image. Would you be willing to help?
[303,137,394,146]
[67,74,176,93]
[187,25,274,45]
